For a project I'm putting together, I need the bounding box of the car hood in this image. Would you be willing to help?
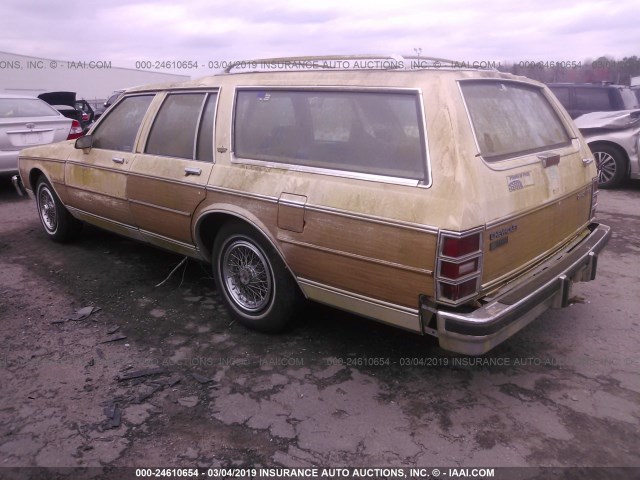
[574,109,640,130]
[37,91,77,108]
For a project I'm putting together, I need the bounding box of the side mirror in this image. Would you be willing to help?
[75,134,93,150]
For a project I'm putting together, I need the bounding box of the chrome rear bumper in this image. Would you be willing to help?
[423,223,611,355]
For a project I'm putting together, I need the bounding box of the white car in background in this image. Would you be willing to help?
[574,109,640,188]
[0,94,81,175]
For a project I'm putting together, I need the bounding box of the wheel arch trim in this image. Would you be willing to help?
[193,205,306,297]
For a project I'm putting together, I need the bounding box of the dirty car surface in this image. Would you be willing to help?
[16,55,610,355]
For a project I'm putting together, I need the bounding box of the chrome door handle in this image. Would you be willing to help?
[582,158,594,166]
[112,157,125,164]
[184,167,202,176]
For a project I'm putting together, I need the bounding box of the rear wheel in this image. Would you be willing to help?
[35,177,82,242]
[591,144,627,189]
[212,221,301,332]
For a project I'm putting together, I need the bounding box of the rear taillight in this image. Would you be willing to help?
[590,177,598,220]
[436,229,483,305]
[67,120,83,140]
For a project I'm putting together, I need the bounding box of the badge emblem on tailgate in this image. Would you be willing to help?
[489,224,518,251]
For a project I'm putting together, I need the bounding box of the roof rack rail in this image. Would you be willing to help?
[222,54,460,73]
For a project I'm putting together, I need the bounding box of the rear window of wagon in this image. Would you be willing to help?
[233,89,428,182]
[460,80,571,162]
[0,98,60,118]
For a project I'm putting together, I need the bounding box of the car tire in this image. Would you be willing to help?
[591,144,627,189]
[35,177,82,242]
[212,220,301,332]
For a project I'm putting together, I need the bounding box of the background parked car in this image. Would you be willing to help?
[93,89,126,122]
[574,109,640,188]
[0,94,76,175]
[37,91,94,131]
[104,89,125,109]
[548,83,639,119]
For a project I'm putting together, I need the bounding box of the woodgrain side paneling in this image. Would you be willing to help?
[202,187,437,308]
[127,174,206,243]
[483,186,592,285]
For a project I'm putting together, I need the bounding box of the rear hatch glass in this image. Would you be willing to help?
[460,81,571,162]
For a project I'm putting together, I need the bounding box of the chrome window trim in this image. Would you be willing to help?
[198,91,220,163]
[456,79,576,169]
[229,86,432,188]
[191,94,209,159]
[229,157,422,186]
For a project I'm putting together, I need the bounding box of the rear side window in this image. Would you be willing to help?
[461,81,570,161]
[234,89,427,181]
[93,95,154,152]
[144,92,216,161]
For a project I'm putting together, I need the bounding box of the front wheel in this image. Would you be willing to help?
[35,177,82,242]
[591,144,627,189]
[212,221,301,332]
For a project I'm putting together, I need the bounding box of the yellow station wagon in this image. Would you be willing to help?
[14,55,611,355]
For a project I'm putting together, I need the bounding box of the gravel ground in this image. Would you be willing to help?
[0,175,639,480]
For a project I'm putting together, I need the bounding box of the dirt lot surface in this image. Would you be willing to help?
[0,176,639,479]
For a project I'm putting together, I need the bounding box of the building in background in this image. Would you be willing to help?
[0,51,190,108]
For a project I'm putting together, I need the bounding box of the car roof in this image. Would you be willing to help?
[125,54,536,94]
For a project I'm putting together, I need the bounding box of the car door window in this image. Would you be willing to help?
[92,95,154,151]
[146,93,215,160]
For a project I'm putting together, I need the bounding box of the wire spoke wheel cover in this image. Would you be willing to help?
[34,177,82,242]
[221,237,274,313]
[37,184,58,233]
[212,221,301,332]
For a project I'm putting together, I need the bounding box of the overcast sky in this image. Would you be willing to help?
[1,0,638,74]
